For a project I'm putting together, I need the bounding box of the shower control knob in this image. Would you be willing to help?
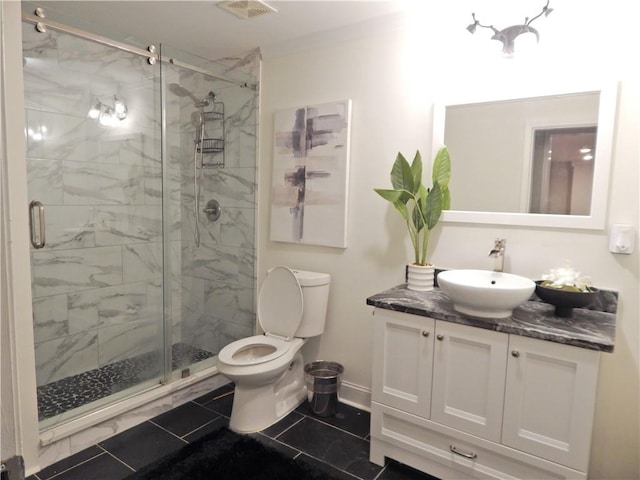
[203,199,221,222]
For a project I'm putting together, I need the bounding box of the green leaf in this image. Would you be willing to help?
[410,151,423,194]
[374,188,403,203]
[424,182,443,230]
[441,186,451,210]
[432,147,451,189]
[412,205,424,232]
[408,185,426,233]
[393,200,409,221]
[390,153,415,194]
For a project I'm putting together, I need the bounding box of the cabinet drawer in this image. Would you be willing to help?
[371,402,586,480]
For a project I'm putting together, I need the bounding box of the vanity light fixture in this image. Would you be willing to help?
[88,95,128,126]
[466,0,553,56]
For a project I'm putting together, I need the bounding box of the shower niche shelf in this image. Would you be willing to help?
[198,103,225,167]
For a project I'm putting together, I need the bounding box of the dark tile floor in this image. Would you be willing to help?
[28,384,439,480]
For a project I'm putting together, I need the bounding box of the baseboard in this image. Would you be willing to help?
[338,380,371,412]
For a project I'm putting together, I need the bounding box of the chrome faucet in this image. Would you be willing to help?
[488,238,506,272]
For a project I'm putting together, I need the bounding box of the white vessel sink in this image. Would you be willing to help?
[437,269,535,319]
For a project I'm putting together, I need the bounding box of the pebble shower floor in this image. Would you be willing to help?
[37,343,214,421]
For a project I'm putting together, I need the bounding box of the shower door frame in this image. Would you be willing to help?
[5,6,258,474]
[1,1,42,474]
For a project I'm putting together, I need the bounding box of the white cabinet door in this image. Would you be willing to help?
[431,321,508,442]
[372,309,435,417]
[502,335,600,471]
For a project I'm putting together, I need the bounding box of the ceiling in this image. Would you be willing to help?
[22,1,407,61]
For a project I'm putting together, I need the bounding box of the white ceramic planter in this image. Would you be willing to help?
[407,264,434,291]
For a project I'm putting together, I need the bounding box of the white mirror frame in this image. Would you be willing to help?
[432,81,619,230]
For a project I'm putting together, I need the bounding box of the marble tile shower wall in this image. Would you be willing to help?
[23,17,259,389]
[172,50,259,355]
[23,25,168,387]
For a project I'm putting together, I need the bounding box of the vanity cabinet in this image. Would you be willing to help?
[370,309,601,480]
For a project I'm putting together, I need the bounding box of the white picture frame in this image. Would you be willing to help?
[270,100,352,248]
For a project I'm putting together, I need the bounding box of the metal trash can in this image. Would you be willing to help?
[304,361,344,417]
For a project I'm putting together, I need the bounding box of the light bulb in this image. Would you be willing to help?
[88,100,102,119]
[99,107,115,127]
[114,96,127,119]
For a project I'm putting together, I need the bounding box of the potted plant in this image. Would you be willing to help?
[374,147,451,291]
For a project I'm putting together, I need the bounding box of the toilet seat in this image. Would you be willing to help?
[218,335,292,366]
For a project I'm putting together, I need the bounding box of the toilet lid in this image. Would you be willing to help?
[258,266,303,339]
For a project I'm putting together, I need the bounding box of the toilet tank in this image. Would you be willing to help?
[292,269,331,338]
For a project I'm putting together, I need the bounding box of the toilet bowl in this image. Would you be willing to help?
[217,266,330,433]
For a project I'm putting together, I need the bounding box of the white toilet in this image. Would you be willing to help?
[217,266,330,433]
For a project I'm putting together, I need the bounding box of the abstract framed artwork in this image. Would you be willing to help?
[270,100,352,248]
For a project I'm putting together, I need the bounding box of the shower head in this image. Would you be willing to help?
[168,83,199,104]
[170,84,216,109]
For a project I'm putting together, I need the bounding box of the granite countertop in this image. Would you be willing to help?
[366,285,617,353]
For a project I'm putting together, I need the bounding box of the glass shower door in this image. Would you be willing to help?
[160,44,259,380]
[23,22,166,427]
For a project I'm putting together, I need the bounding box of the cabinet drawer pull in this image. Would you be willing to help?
[436,334,444,341]
[511,350,520,358]
[450,444,477,459]
[421,330,430,337]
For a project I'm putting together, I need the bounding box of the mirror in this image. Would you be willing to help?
[433,82,618,229]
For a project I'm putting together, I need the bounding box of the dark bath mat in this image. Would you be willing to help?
[125,427,343,480]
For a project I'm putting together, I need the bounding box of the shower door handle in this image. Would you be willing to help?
[29,200,46,249]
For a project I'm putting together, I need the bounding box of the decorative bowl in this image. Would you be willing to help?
[534,281,598,318]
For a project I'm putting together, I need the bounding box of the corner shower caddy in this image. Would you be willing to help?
[198,101,225,168]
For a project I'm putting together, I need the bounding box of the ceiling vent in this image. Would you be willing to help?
[217,0,277,19]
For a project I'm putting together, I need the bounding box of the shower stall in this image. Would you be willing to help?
[21,8,258,431]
